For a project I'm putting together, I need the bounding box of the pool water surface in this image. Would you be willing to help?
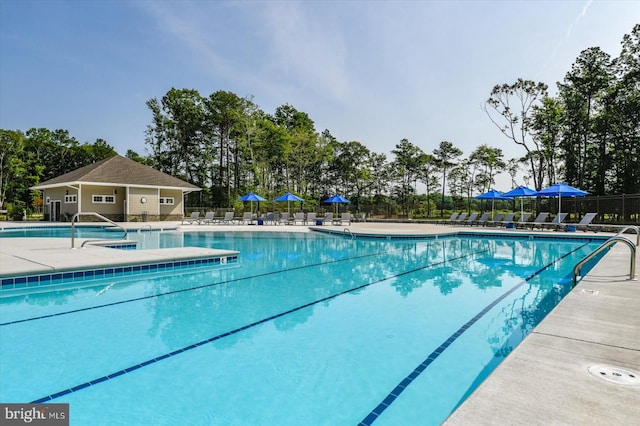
[0,231,603,425]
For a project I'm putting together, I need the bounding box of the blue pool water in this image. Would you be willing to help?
[0,230,603,425]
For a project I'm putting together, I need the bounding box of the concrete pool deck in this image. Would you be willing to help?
[1,220,638,424]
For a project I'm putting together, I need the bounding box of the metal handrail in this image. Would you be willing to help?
[71,212,128,248]
[343,228,354,239]
[615,225,639,246]
[573,236,636,286]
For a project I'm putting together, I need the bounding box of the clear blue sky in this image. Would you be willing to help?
[1,0,638,189]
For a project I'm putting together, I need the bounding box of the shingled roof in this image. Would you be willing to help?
[33,155,200,190]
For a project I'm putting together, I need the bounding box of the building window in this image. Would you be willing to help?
[92,195,116,204]
[159,197,174,205]
[64,195,77,203]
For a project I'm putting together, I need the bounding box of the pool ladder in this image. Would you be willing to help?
[70,212,128,248]
[572,229,638,286]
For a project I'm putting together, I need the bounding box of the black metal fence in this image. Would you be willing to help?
[186,193,640,225]
[537,193,639,225]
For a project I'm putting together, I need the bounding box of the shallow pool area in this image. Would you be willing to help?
[0,229,609,425]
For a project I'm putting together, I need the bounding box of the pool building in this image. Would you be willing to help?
[32,155,200,222]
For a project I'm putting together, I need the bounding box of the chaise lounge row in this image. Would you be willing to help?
[182,211,353,226]
[440,211,599,231]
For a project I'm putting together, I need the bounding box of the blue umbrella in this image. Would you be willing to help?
[274,192,304,214]
[324,194,349,213]
[238,192,266,202]
[536,183,588,215]
[503,186,537,217]
[475,189,512,216]
[238,192,266,213]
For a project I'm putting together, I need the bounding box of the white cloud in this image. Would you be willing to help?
[566,0,593,38]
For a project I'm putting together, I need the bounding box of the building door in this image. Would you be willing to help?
[52,201,61,222]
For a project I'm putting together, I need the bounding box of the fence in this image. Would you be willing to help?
[186,193,640,225]
[534,193,639,225]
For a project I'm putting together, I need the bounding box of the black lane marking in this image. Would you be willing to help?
[30,248,491,403]
[357,242,590,425]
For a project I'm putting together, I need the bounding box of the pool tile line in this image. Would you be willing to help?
[1,242,440,326]
[357,241,592,426]
[0,256,238,290]
[30,247,493,404]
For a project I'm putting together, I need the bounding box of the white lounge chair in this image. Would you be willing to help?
[474,213,490,226]
[199,211,215,225]
[558,212,598,232]
[306,212,317,225]
[461,213,479,226]
[439,212,459,225]
[219,211,236,224]
[277,212,290,225]
[264,212,276,225]
[520,212,550,229]
[241,212,254,224]
[322,212,334,225]
[450,212,468,225]
[541,213,568,230]
[335,212,351,226]
[515,213,532,227]
[485,213,505,227]
[291,212,305,225]
[498,213,516,227]
[182,211,200,224]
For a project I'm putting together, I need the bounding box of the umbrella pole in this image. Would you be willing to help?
[559,195,561,216]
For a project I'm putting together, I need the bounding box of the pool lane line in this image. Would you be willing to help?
[2,239,450,326]
[357,241,591,426]
[30,247,492,404]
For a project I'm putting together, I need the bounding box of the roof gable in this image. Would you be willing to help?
[33,155,200,190]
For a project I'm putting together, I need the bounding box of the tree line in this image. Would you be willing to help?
[1,25,638,218]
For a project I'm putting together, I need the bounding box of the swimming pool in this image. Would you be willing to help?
[0,231,603,425]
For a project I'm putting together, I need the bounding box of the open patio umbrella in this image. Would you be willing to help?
[237,192,266,214]
[474,189,512,217]
[274,192,304,214]
[503,185,537,217]
[324,194,349,214]
[536,183,588,216]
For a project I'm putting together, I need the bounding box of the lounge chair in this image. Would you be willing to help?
[306,212,317,225]
[461,213,478,226]
[439,212,459,225]
[541,212,568,230]
[557,212,598,232]
[335,212,351,226]
[485,213,505,227]
[264,212,276,225]
[498,213,516,227]
[474,213,490,226]
[291,212,305,225]
[240,212,254,224]
[219,211,236,224]
[199,211,215,225]
[182,211,200,225]
[515,213,532,227]
[450,212,467,225]
[277,212,290,225]
[520,212,550,229]
[322,212,334,225]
